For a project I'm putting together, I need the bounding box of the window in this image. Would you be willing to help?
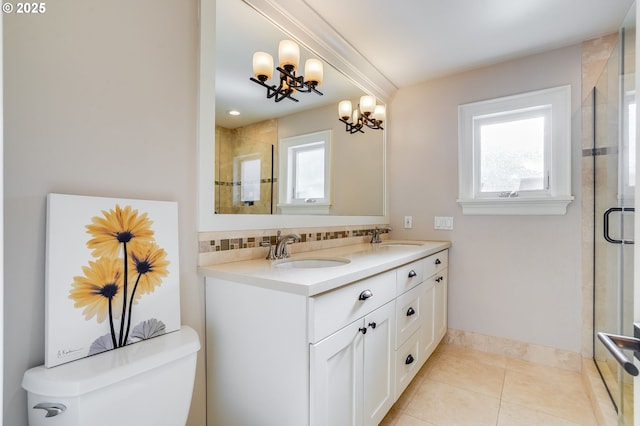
[278,130,332,214]
[457,85,573,215]
[233,154,261,205]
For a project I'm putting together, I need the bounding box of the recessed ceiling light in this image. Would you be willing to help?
[228,110,240,116]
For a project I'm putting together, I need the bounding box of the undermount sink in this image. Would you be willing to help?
[273,257,351,269]
[380,242,424,247]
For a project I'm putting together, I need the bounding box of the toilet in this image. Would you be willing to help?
[22,326,200,426]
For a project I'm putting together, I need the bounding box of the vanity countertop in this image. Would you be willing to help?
[199,240,451,296]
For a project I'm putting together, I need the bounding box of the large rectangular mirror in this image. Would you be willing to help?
[198,0,395,231]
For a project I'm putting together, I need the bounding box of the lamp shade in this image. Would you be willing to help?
[253,52,274,80]
[304,59,323,85]
[338,100,352,120]
[279,40,300,69]
[372,105,386,122]
[360,95,377,115]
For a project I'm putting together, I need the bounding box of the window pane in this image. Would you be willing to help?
[479,116,545,193]
[628,101,636,188]
[240,158,261,202]
[294,146,324,199]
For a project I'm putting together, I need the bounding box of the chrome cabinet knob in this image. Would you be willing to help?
[359,289,373,300]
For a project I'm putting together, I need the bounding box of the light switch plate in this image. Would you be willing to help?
[434,216,453,230]
[404,216,413,229]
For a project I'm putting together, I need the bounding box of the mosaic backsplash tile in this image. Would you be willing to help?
[198,225,391,266]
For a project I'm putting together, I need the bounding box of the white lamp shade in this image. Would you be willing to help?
[338,100,352,120]
[372,105,386,121]
[279,40,300,69]
[304,59,323,85]
[352,108,360,123]
[253,52,274,80]
[360,95,377,115]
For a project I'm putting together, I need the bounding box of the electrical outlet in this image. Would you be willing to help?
[404,216,413,229]
[434,216,454,230]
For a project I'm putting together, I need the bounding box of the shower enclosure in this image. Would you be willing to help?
[592,4,636,424]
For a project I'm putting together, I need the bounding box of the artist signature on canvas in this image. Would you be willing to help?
[57,348,82,359]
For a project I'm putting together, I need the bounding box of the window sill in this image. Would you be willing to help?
[278,203,331,215]
[457,196,574,215]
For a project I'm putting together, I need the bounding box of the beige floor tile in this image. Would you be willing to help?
[497,401,584,425]
[501,367,597,425]
[394,413,439,426]
[426,351,506,398]
[404,379,501,426]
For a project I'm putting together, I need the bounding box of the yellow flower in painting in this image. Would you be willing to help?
[69,257,124,323]
[129,242,170,295]
[85,204,155,258]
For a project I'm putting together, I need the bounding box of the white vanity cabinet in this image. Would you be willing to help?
[310,301,395,426]
[202,242,449,426]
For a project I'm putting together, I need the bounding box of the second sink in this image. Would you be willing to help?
[273,257,351,269]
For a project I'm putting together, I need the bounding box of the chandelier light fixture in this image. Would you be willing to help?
[250,40,324,103]
[338,95,385,134]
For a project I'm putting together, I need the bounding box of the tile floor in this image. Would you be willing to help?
[380,343,598,426]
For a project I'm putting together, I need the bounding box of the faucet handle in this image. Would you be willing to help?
[261,241,276,260]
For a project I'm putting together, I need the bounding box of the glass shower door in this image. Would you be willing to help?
[593,5,636,424]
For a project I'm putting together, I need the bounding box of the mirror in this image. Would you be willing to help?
[198,0,395,231]
[214,0,385,216]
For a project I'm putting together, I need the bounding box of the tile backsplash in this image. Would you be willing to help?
[198,224,390,266]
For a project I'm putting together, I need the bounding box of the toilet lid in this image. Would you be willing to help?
[22,326,200,397]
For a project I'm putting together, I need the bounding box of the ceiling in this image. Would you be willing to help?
[304,0,635,88]
[216,0,635,128]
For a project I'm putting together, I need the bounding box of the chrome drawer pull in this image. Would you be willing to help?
[359,289,373,300]
[406,307,416,316]
[405,354,414,365]
[408,270,417,278]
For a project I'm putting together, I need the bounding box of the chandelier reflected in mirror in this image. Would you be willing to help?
[338,95,385,134]
[250,40,324,103]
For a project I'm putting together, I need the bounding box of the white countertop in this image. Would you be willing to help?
[199,240,451,296]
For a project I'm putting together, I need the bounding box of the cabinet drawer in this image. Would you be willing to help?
[395,329,421,400]
[395,283,423,349]
[396,259,425,294]
[424,250,448,279]
[309,270,396,343]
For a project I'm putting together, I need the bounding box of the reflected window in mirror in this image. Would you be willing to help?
[279,130,332,214]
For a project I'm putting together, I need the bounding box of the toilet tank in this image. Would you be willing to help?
[22,326,200,426]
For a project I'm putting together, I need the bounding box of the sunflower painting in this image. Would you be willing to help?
[45,194,180,367]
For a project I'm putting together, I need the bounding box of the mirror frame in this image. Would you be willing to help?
[198,0,397,231]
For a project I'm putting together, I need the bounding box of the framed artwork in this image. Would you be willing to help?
[45,193,181,367]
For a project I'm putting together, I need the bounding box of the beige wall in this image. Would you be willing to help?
[4,1,205,425]
[387,44,584,352]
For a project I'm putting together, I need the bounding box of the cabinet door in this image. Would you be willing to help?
[434,270,448,343]
[310,319,364,426]
[363,301,395,426]
[420,278,437,360]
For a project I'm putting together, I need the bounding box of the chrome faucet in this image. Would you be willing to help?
[370,226,392,244]
[274,232,301,259]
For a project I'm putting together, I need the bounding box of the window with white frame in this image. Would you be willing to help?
[278,130,332,214]
[457,85,574,215]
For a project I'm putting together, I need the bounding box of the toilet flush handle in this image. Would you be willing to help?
[33,402,67,418]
